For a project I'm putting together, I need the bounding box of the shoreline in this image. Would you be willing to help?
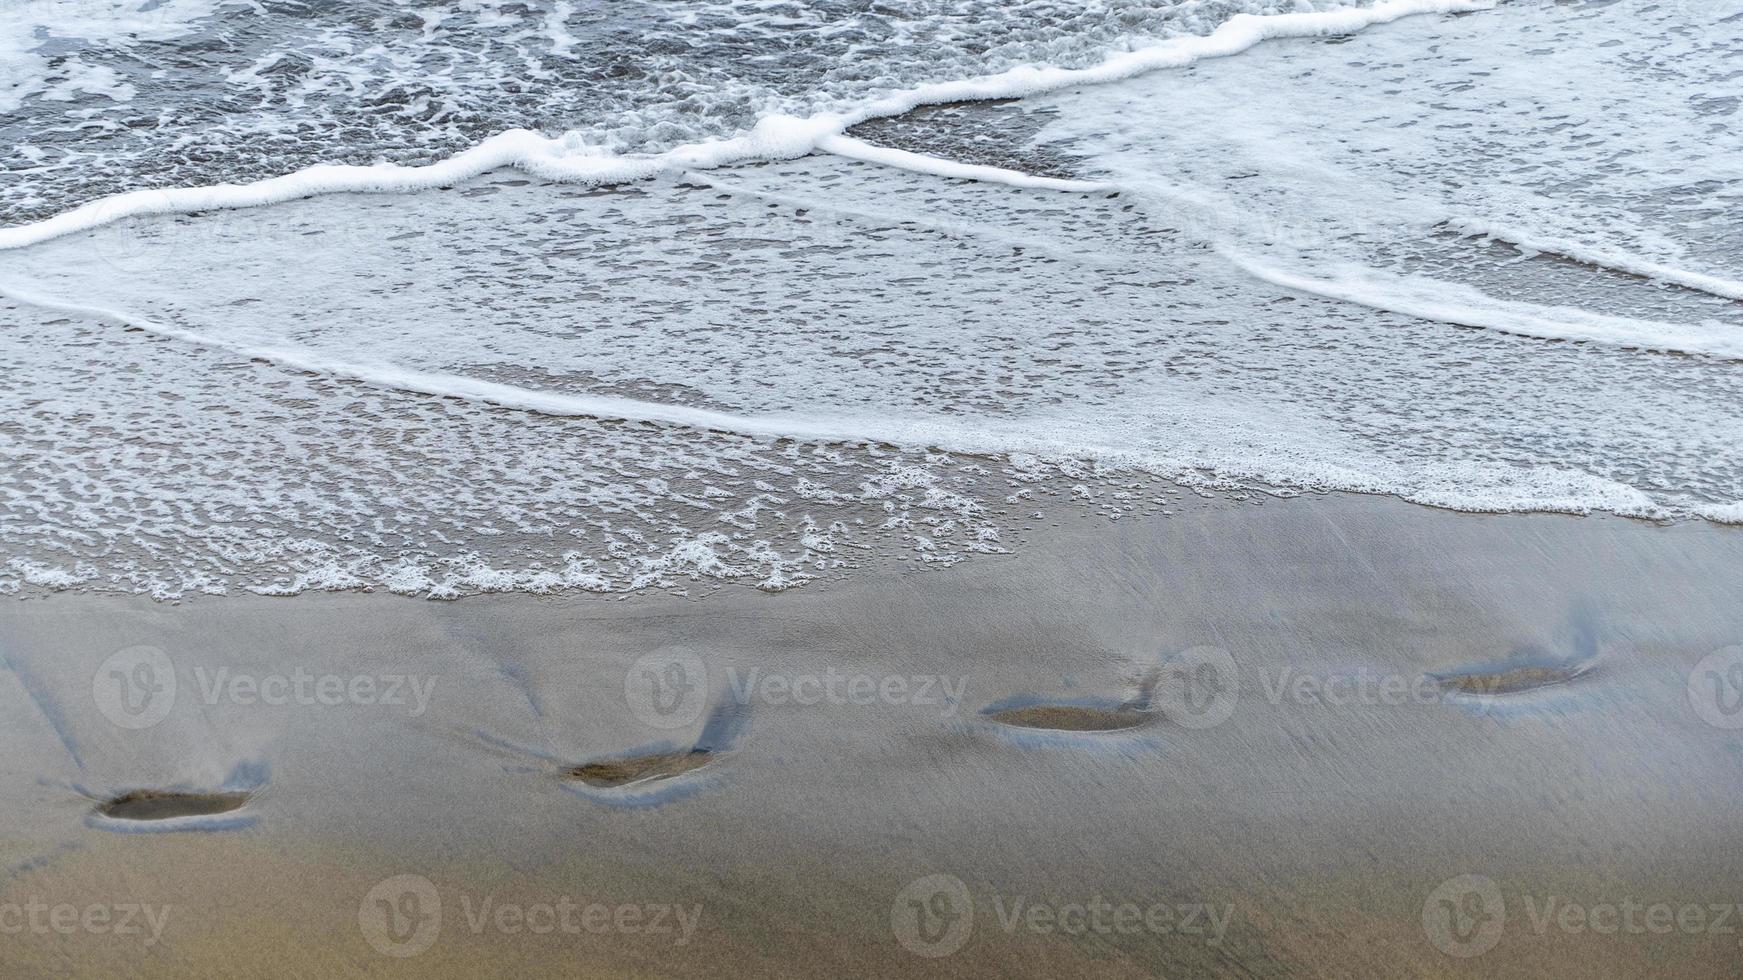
[7,482,1739,605]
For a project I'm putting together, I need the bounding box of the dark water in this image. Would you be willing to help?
[0,0,1307,223]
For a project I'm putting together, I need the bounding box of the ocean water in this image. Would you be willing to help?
[1,0,1739,598]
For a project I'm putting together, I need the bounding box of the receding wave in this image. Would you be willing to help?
[5,0,1742,600]
[1217,250,1743,360]
[0,0,1487,254]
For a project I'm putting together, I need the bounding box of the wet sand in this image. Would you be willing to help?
[2,490,1742,978]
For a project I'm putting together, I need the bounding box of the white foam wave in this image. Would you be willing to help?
[0,272,1685,528]
[1445,218,1743,302]
[1217,249,1743,360]
[814,134,1114,193]
[0,0,1489,253]
[1697,502,1743,525]
[0,276,1132,459]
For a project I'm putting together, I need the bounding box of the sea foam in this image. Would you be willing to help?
[0,0,1487,254]
[4,0,1741,601]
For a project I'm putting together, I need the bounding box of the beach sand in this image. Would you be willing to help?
[2,490,1741,978]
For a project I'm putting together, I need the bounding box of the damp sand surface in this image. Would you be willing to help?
[2,492,1742,978]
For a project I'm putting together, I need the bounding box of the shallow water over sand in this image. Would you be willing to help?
[2,2,1741,599]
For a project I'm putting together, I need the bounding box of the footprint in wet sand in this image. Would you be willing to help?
[1428,660,1595,697]
[1428,605,1602,700]
[980,699,1153,733]
[466,698,746,807]
[976,687,1160,747]
[561,699,746,806]
[563,748,714,788]
[81,762,266,833]
[97,789,251,822]
[562,699,747,805]
[978,658,1167,737]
